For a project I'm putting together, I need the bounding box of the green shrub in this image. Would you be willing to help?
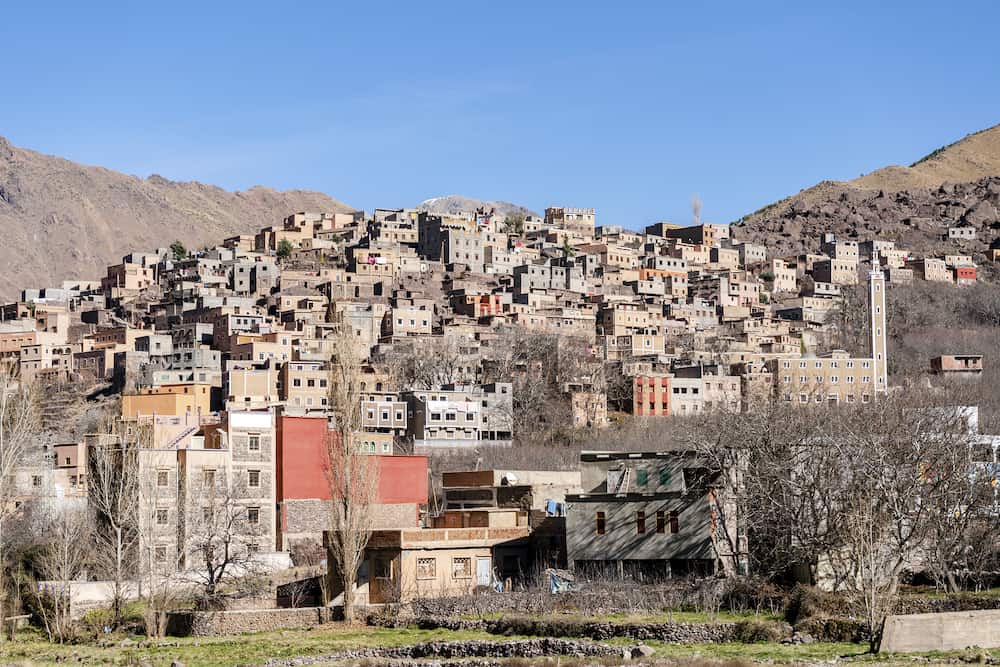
[79,600,147,637]
[732,618,789,642]
[793,615,868,643]
[785,584,853,624]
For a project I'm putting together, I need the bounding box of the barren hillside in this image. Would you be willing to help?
[0,136,354,300]
[734,124,1000,255]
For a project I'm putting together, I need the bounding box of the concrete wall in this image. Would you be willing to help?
[880,610,1000,653]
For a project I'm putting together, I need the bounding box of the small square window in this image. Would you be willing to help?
[156,509,169,525]
[451,557,472,579]
[417,557,437,579]
[247,507,260,524]
[248,470,261,487]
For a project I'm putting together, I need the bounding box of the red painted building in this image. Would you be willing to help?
[954,266,977,286]
[633,374,671,416]
[275,413,428,551]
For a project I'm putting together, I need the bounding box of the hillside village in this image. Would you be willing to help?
[1,199,999,649]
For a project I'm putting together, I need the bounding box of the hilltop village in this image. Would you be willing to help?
[0,204,994,633]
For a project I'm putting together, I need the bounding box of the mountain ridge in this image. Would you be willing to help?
[0,136,355,300]
[416,194,537,218]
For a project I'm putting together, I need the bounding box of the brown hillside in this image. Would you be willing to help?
[740,124,1000,222]
[734,124,1000,255]
[0,137,354,300]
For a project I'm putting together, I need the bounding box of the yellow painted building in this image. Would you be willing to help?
[122,383,214,417]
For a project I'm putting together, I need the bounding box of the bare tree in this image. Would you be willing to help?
[0,361,38,637]
[841,496,897,653]
[325,323,380,624]
[184,472,265,609]
[87,418,147,628]
[384,335,470,390]
[135,465,185,638]
[35,508,92,643]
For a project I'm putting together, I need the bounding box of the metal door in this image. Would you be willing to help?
[476,557,492,587]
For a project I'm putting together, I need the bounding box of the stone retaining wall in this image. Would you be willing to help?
[167,607,330,636]
[371,614,746,643]
[263,638,627,666]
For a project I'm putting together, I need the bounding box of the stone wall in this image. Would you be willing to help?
[281,499,419,550]
[167,606,330,636]
[370,614,750,643]
[263,638,626,666]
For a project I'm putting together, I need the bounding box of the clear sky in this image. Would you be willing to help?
[3,1,999,227]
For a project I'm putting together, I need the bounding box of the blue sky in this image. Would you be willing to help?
[3,1,999,227]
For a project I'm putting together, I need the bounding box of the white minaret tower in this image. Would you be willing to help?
[869,269,888,396]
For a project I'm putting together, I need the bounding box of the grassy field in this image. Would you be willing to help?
[0,625,510,667]
[0,623,992,666]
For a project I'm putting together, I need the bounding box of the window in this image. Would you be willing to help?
[417,557,437,579]
[637,469,648,486]
[656,510,667,534]
[248,470,261,487]
[247,543,260,555]
[247,507,260,524]
[445,413,457,421]
[466,413,475,421]
[659,469,670,486]
[669,511,679,534]
[202,507,212,522]
[157,470,169,487]
[595,511,606,535]
[452,557,472,579]
[248,435,260,451]
[156,509,169,525]
[154,545,167,562]
[430,413,441,421]
[636,511,646,534]
[203,469,216,487]
[31,475,41,488]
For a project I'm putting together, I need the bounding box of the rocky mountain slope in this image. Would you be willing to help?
[0,136,354,300]
[417,194,537,219]
[734,125,1000,255]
